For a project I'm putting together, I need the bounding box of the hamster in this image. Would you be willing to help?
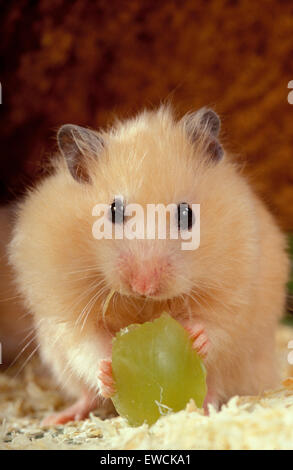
[8,106,289,425]
[0,205,34,366]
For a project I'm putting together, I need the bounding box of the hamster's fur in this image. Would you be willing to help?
[8,106,289,424]
[0,206,33,365]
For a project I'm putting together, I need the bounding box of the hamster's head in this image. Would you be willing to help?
[57,106,238,306]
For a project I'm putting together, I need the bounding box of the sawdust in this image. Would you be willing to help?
[0,324,293,450]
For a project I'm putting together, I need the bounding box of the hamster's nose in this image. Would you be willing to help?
[130,274,160,297]
[129,263,166,297]
[118,254,171,297]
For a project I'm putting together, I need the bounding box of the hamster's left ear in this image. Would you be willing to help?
[181,108,224,162]
[57,124,104,183]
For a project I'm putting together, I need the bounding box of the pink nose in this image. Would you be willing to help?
[118,254,170,297]
[131,275,160,296]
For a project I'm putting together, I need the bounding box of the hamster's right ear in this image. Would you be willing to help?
[57,124,104,183]
[182,108,221,141]
[181,108,224,162]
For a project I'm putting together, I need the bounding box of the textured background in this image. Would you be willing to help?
[1,0,292,230]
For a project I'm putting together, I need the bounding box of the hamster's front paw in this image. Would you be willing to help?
[180,319,209,358]
[98,359,116,398]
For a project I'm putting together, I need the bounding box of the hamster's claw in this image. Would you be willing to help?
[42,392,100,426]
[180,319,209,358]
[98,359,116,398]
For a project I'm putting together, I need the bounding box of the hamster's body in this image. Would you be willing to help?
[0,206,33,365]
[8,107,289,424]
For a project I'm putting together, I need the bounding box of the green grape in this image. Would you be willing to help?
[111,313,207,426]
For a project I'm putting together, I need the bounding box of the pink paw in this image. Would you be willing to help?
[98,359,116,398]
[180,319,209,358]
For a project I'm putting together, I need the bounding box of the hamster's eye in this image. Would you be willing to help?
[110,198,125,224]
[177,203,195,230]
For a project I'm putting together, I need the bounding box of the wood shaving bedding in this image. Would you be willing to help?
[0,325,293,450]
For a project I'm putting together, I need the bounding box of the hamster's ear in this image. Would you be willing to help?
[182,108,223,161]
[182,107,221,140]
[57,124,104,183]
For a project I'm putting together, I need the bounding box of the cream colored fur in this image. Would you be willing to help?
[7,107,289,407]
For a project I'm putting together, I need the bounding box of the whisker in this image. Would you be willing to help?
[80,287,107,332]
[73,281,102,326]
[13,343,40,378]
[0,293,22,302]
[7,333,37,370]
[76,283,108,331]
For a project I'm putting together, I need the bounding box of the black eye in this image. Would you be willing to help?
[110,197,124,224]
[177,203,195,230]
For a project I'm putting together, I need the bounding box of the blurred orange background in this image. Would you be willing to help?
[1,0,292,230]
